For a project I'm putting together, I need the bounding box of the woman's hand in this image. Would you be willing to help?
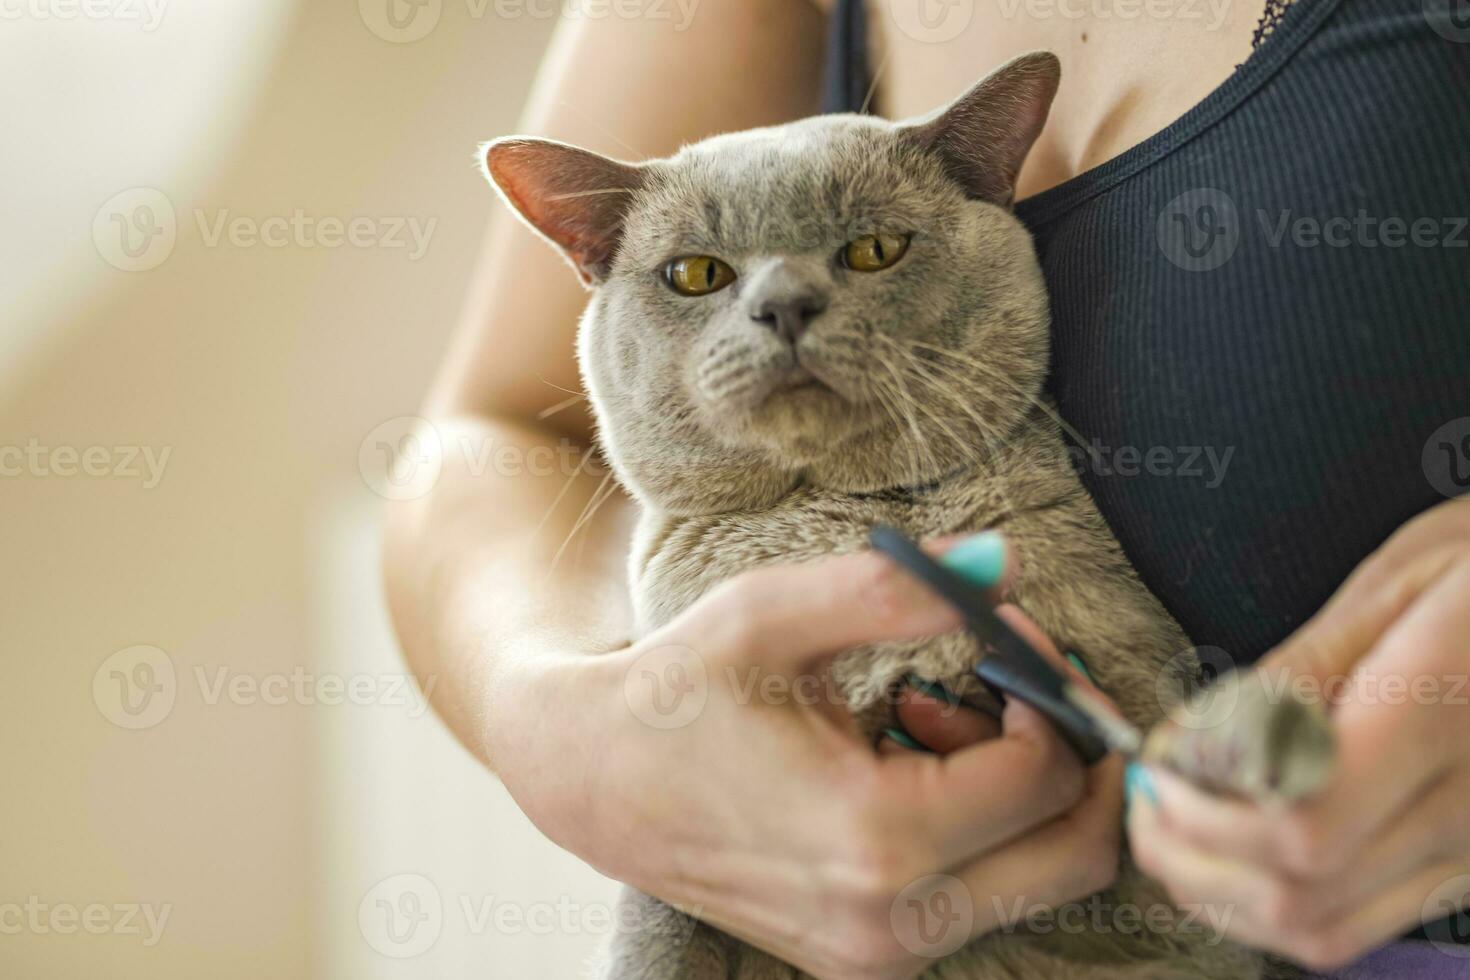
[489,543,1123,980]
[1127,498,1470,971]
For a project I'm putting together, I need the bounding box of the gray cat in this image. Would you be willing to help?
[482,53,1277,980]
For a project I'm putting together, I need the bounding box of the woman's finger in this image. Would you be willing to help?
[877,698,1087,866]
[954,752,1127,938]
[1149,760,1467,917]
[1271,562,1470,867]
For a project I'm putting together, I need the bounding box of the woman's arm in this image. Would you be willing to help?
[384,10,1125,978]
[383,1,829,769]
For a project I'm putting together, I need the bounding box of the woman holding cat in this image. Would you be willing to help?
[384,0,1469,976]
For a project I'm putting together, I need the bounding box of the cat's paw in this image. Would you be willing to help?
[1142,668,1335,804]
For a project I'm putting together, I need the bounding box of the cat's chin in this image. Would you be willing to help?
[729,382,883,463]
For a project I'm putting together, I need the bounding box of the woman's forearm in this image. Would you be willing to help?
[382,411,634,769]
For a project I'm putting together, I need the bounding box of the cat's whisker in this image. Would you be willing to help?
[860,49,891,116]
[547,469,619,579]
[875,335,1025,524]
[538,375,587,398]
[537,393,587,420]
[863,358,929,488]
[909,340,1105,470]
[555,100,648,159]
[865,369,925,487]
[887,356,973,463]
[873,348,943,481]
[531,443,600,539]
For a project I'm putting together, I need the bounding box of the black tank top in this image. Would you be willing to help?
[825,0,1470,669]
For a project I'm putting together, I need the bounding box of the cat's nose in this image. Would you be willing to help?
[750,292,827,344]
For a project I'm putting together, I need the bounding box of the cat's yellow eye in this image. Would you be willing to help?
[665,255,736,296]
[842,233,911,272]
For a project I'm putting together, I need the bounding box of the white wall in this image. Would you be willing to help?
[0,3,615,976]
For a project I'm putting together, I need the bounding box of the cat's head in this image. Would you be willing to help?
[483,53,1059,515]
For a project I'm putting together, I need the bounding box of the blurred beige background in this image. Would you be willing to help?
[0,2,621,977]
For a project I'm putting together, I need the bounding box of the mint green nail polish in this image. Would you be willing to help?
[906,673,961,706]
[1125,763,1159,812]
[1065,651,1093,681]
[882,727,927,752]
[941,531,1006,587]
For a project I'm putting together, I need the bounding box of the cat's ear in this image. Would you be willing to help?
[482,137,645,286]
[901,51,1061,206]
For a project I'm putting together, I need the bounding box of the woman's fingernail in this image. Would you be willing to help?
[881,727,928,752]
[1125,763,1159,812]
[905,673,961,706]
[941,531,1006,587]
[1065,650,1093,681]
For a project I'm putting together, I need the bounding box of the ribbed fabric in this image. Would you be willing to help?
[828,0,1470,667]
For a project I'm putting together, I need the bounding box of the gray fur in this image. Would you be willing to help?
[485,53,1292,980]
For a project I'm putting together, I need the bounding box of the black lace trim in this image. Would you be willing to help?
[1253,0,1297,47]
